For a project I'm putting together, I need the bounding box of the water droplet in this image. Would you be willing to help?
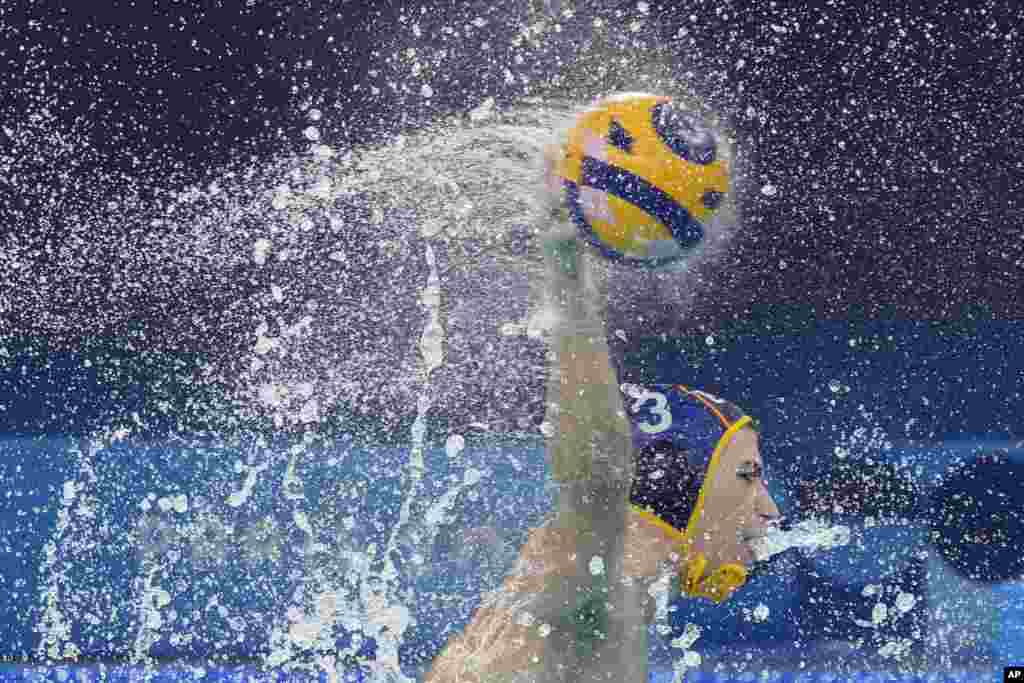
[463,468,482,486]
[469,97,495,122]
[895,592,917,613]
[445,434,465,459]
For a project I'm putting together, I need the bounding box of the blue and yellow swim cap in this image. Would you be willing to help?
[621,384,756,603]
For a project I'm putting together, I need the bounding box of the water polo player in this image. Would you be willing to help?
[426,238,782,682]
[425,382,781,682]
[426,95,779,681]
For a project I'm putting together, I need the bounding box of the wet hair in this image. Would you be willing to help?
[630,440,706,533]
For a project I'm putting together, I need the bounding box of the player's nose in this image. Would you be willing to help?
[758,486,781,523]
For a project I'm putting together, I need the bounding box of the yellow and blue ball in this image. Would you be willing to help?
[550,93,730,267]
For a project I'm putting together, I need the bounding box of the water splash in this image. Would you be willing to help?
[369,241,445,683]
[7,1,751,675]
[751,518,852,563]
[34,431,123,663]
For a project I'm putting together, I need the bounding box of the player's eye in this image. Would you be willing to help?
[737,462,763,482]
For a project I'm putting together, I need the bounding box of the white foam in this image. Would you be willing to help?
[444,433,465,460]
[751,518,852,562]
[19,13,752,671]
[253,238,272,265]
[895,591,918,613]
[226,463,268,508]
[61,481,77,505]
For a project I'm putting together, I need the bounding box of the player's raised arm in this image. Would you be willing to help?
[424,207,640,683]
[425,93,749,682]
[538,232,648,683]
[424,147,640,683]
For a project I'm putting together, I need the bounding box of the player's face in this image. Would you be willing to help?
[685,427,780,573]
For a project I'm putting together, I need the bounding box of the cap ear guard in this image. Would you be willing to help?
[682,552,749,604]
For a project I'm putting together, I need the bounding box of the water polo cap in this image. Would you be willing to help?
[621,384,755,603]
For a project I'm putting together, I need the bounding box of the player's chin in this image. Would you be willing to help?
[737,529,768,565]
[727,538,757,567]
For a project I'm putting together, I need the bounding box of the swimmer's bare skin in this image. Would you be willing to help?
[426,226,663,682]
[423,509,679,683]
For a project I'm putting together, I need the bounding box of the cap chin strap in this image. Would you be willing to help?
[678,414,754,604]
[681,553,748,604]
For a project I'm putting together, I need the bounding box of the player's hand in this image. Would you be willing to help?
[540,187,610,330]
